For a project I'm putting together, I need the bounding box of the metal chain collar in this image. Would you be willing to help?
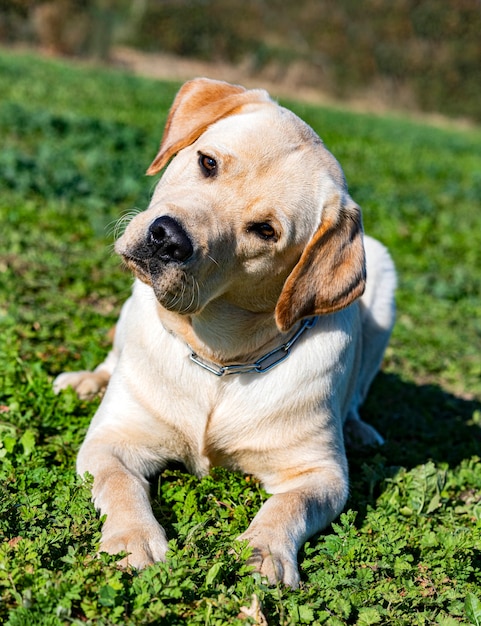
[189,316,318,377]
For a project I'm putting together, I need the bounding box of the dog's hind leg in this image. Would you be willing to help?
[344,236,396,446]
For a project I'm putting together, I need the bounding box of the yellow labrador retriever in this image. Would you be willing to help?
[54,78,396,587]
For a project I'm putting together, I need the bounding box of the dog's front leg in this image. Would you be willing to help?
[238,465,348,588]
[78,439,169,569]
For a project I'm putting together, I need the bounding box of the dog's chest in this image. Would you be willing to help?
[140,353,317,474]
[190,368,326,474]
[122,294,357,474]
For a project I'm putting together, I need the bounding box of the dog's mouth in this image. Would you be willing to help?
[117,215,205,314]
[119,253,153,285]
[120,251,203,314]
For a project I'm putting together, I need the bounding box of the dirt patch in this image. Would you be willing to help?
[110,46,476,130]
[110,46,336,106]
[6,43,475,130]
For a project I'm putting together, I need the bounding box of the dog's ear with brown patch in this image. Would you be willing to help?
[146,78,271,175]
[275,190,366,332]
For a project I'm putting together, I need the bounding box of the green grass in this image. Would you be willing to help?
[1,49,480,625]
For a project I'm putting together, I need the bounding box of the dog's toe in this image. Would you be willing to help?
[238,532,300,588]
[100,523,169,569]
[53,371,109,399]
[245,545,300,588]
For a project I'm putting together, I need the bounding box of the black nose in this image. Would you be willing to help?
[148,216,193,263]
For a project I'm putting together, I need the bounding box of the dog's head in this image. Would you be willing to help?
[116,78,365,332]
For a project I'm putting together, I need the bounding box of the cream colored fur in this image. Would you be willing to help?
[54,78,396,588]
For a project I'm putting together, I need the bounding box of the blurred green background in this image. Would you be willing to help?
[1,0,480,123]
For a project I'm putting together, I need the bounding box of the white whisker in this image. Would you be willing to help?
[171,278,186,311]
[169,287,181,310]
[195,277,201,311]
[108,208,142,240]
[207,255,220,267]
[186,276,197,313]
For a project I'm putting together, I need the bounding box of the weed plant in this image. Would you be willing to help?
[1,50,480,625]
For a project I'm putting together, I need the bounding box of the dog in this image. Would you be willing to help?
[54,78,396,588]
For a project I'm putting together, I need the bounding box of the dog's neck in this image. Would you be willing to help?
[157,299,291,365]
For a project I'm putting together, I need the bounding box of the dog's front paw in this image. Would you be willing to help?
[100,522,169,570]
[53,371,110,400]
[238,533,300,588]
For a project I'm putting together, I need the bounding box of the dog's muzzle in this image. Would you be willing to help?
[147,216,193,263]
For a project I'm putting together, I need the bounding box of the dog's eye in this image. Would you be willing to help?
[198,153,217,177]
[247,222,277,241]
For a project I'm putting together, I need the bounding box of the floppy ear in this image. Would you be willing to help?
[275,190,366,332]
[146,78,272,175]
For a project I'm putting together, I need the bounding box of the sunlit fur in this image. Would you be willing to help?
[54,79,396,588]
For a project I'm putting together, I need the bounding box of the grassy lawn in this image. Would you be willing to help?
[1,49,480,625]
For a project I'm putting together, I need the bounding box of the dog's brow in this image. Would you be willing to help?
[199,141,238,161]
